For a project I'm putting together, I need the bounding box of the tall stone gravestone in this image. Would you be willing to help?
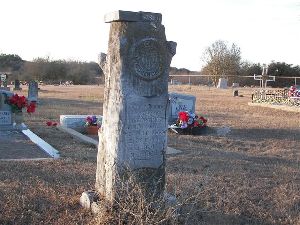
[14,79,22,90]
[28,81,38,102]
[168,92,196,124]
[96,10,176,203]
[217,78,228,89]
[0,90,13,130]
[0,74,10,91]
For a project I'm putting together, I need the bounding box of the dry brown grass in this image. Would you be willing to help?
[0,84,299,225]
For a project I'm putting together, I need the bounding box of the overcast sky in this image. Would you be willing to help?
[0,0,299,71]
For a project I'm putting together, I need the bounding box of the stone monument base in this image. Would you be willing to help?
[80,190,178,219]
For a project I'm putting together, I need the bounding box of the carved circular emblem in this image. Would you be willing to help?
[131,38,164,80]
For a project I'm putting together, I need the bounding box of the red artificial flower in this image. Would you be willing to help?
[178,111,189,122]
[193,121,199,127]
[6,94,36,114]
[199,116,207,123]
[46,121,52,126]
[26,102,36,114]
[52,122,58,126]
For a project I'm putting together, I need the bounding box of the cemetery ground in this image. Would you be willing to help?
[0,85,299,225]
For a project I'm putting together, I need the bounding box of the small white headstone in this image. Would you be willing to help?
[60,115,102,132]
[217,78,228,89]
[168,93,196,124]
[232,83,239,88]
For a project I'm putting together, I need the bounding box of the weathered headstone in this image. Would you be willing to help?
[60,115,102,132]
[28,81,38,102]
[14,79,22,90]
[168,92,196,124]
[233,89,239,97]
[232,82,239,88]
[217,78,228,89]
[0,74,10,91]
[95,10,176,204]
[0,90,13,130]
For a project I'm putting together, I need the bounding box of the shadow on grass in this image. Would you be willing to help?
[37,97,103,108]
[230,127,300,141]
[38,89,66,94]
[189,211,273,225]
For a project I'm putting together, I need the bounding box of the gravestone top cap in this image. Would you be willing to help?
[104,10,162,23]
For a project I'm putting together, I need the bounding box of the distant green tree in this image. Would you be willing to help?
[22,57,50,81]
[44,60,67,81]
[240,61,262,76]
[268,61,300,77]
[267,61,300,87]
[0,54,24,71]
[66,61,102,84]
[201,40,241,85]
[21,57,103,84]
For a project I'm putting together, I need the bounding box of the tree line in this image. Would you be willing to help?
[0,54,103,85]
[1,43,300,87]
[200,40,300,87]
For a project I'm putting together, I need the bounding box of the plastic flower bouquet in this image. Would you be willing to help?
[5,93,36,114]
[288,85,300,97]
[85,116,101,128]
[170,111,208,135]
[85,115,100,135]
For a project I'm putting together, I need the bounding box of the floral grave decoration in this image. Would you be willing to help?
[175,111,207,129]
[4,93,36,114]
[288,85,300,97]
[169,111,208,135]
[46,121,58,127]
[85,115,101,128]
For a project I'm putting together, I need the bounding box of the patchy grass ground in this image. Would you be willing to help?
[0,85,299,225]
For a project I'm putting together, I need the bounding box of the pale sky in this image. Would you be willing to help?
[0,0,299,71]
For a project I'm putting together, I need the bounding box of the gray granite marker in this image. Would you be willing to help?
[168,93,196,124]
[0,90,13,130]
[28,81,38,102]
[95,10,176,203]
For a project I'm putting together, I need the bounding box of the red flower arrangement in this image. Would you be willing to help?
[176,111,207,129]
[169,111,208,135]
[46,121,58,126]
[288,85,300,97]
[5,94,36,114]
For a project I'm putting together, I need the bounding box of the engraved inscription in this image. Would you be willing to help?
[0,111,12,125]
[125,102,166,162]
[171,99,194,118]
[131,38,164,80]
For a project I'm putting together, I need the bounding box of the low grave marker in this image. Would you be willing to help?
[60,115,102,133]
[168,92,196,124]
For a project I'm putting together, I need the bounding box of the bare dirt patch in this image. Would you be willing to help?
[0,85,299,225]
